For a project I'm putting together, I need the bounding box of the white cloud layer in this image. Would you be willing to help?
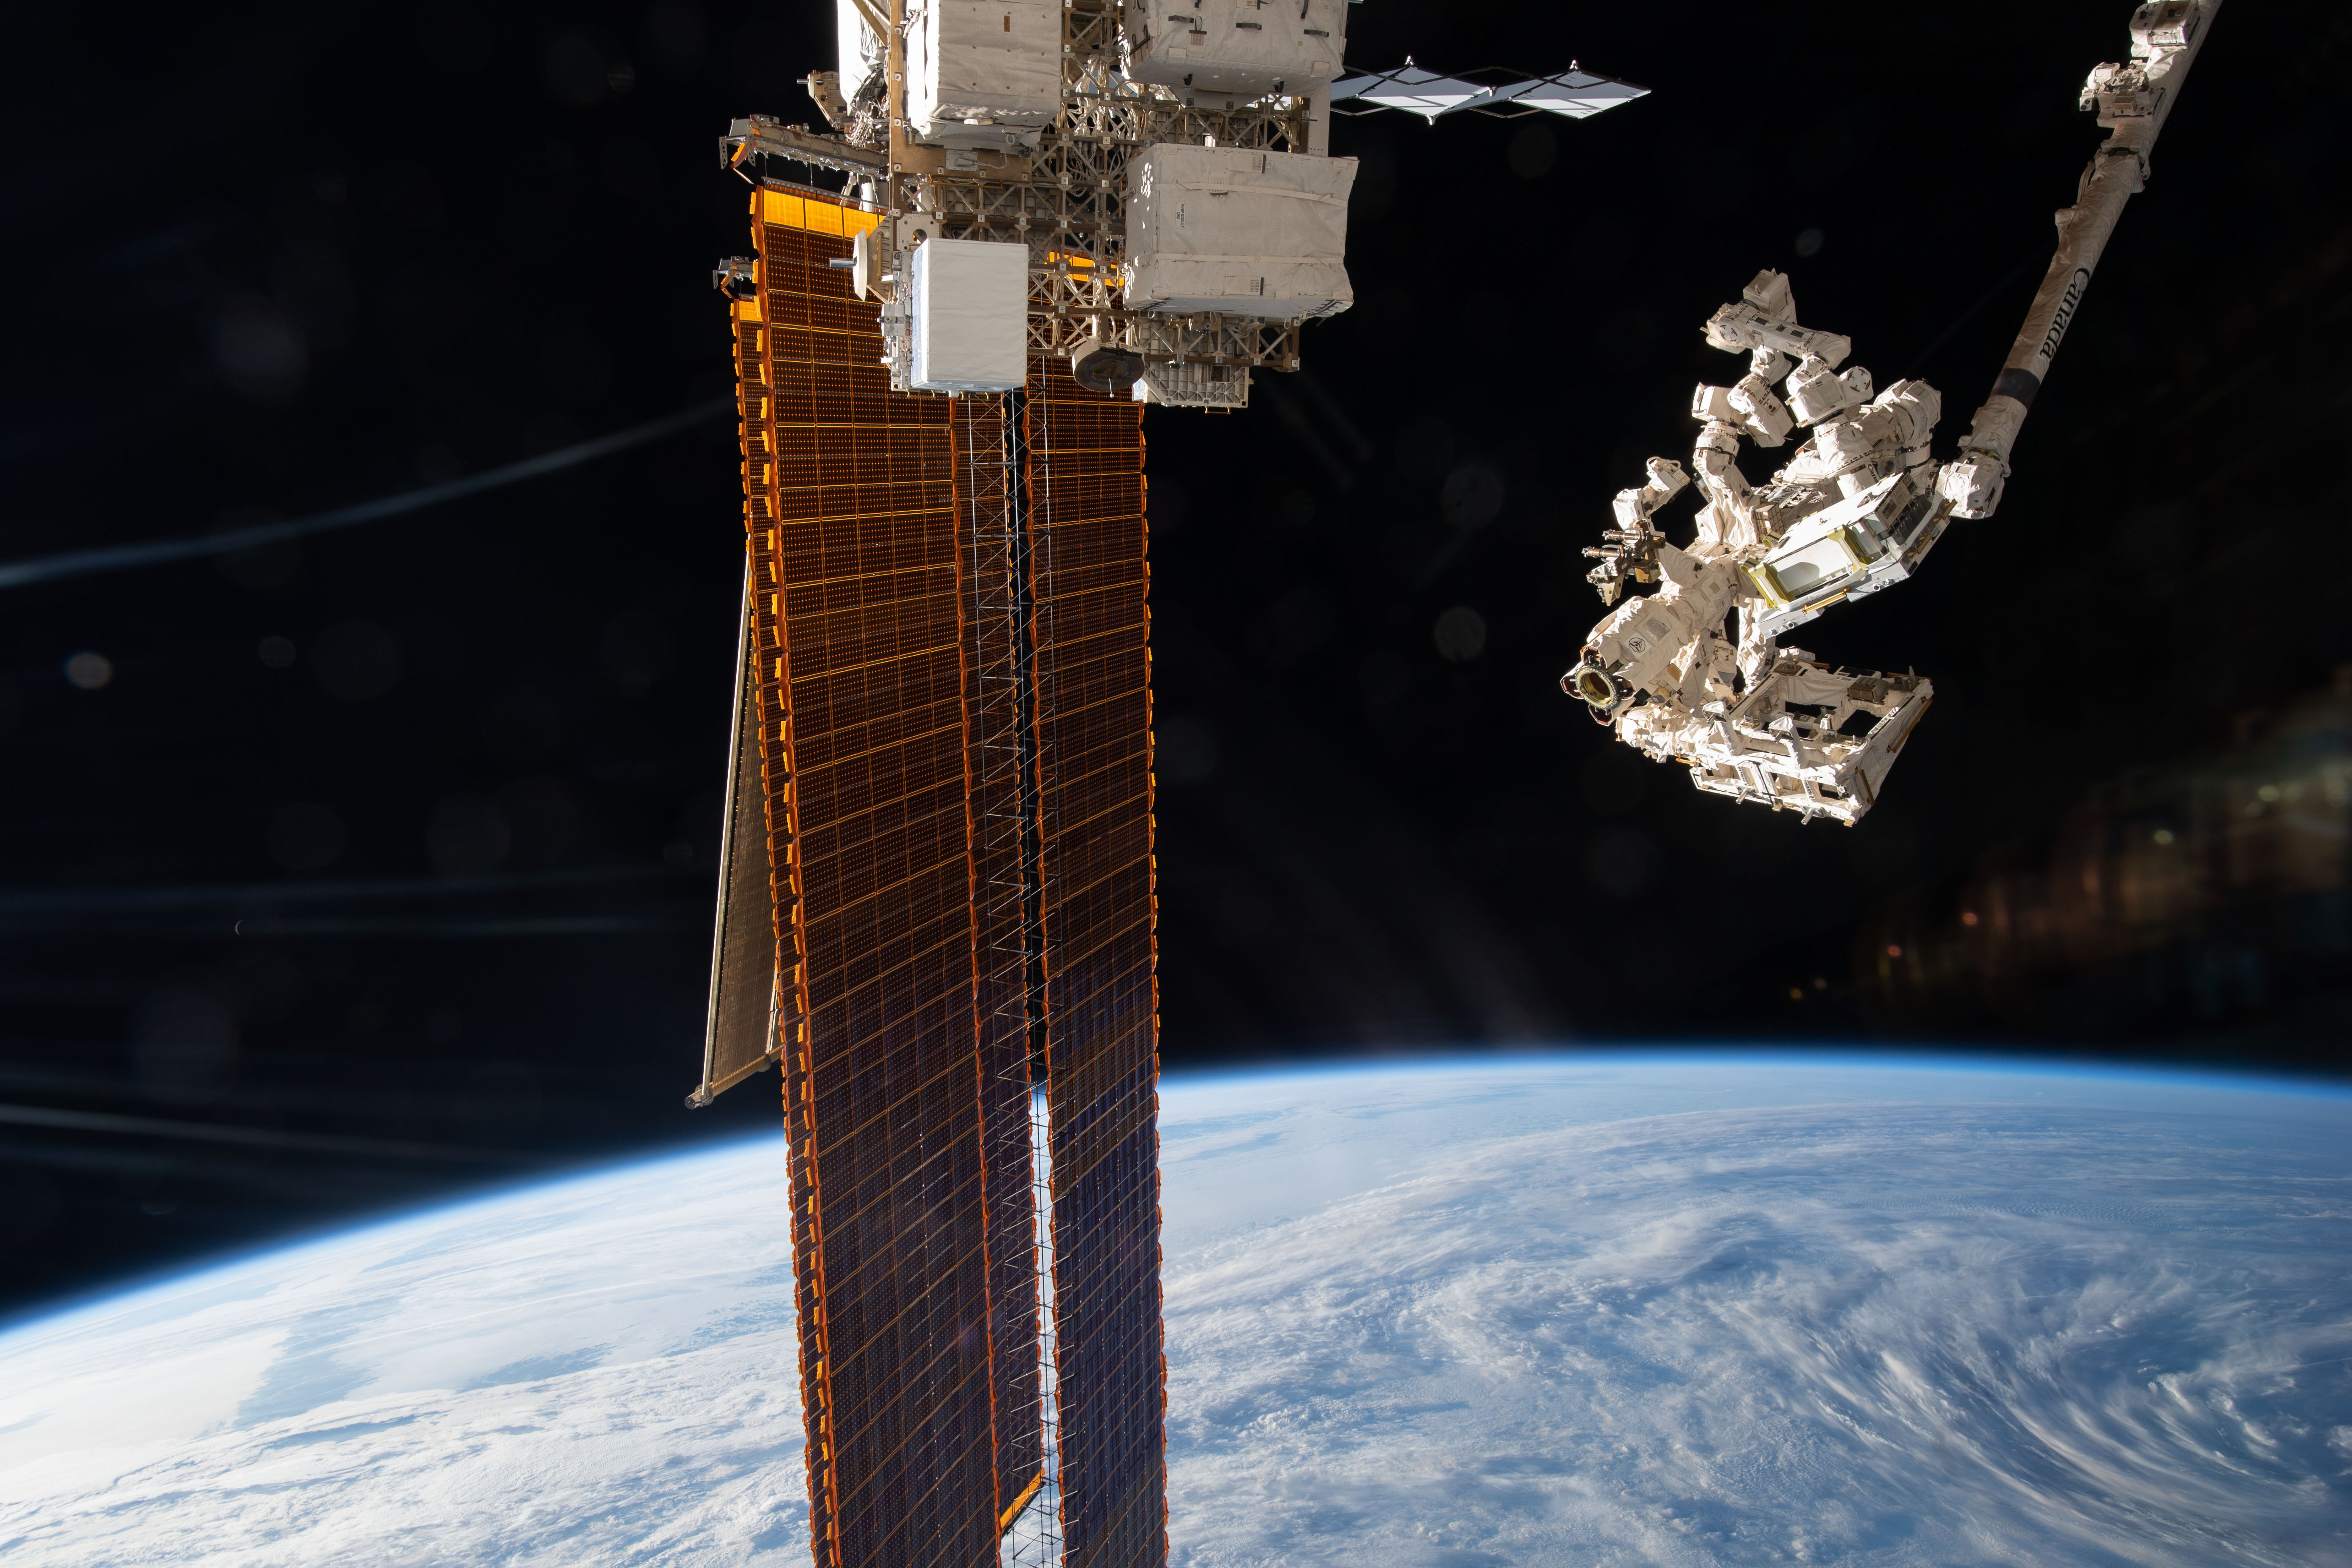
[1162,1081,2352,1566]
[1,1059,2346,1566]
[0,1147,811,1566]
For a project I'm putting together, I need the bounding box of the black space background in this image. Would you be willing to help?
[1,0,2345,1318]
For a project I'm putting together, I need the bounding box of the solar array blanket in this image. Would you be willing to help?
[720,185,1164,1568]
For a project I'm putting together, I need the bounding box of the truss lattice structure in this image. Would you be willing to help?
[722,0,1323,401]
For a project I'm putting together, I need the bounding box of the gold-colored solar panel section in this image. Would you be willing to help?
[718,185,1165,1568]
[742,188,1011,1568]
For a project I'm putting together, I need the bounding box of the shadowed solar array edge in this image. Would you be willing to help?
[712,185,1162,1568]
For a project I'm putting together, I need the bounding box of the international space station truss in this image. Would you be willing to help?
[692,6,1641,1566]
[716,2,1642,410]
[1564,0,2223,824]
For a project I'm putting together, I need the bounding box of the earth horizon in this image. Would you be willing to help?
[3,1052,2347,1565]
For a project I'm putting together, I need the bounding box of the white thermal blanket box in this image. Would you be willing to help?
[905,0,1062,144]
[909,239,1030,393]
[1124,145,1356,319]
[1122,0,1350,100]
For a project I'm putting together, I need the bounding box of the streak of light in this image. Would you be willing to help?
[1902,250,2045,382]
[0,863,688,915]
[1265,384,1354,489]
[1290,370,1377,463]
[0,915,669,939]
[1413,531,1473,589]
[0,1102,544,1165]
[0,398,732,593]
[0,912,668,940]
[226,916,669,938]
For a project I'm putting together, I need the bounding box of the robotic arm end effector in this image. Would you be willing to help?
[1585,458,1690,605]
[1939,393,2026,519]
[1568,269,1945,823]
[1938,453,2006,520]
[1562,656,1630,720]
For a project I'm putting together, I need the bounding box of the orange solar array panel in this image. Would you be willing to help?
[725,184,1162,1568]
[1023,370,1165,1568]
[741,190,1007,1567]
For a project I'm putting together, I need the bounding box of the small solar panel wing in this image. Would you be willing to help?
[1332,62,1650,122]
[1329,63,1496,121]
[1478,69,1650,119]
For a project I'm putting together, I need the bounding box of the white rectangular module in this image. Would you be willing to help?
[1124,0,1349,101]
[835,0,882,101]
[909,239,1030,393]
[1124,144,1355,318]
[906,0,1062,147]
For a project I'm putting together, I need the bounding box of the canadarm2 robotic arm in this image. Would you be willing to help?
[1944,0,2222,520]
[1562,0,2221,826]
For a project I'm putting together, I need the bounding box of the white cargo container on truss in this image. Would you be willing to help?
[906,0,1063,147]
[1121,0,1351,104]
[908,237,1032,391]
[1123,145,1354,318]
